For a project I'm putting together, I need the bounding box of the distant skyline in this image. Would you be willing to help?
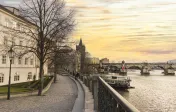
[2,0,176,62]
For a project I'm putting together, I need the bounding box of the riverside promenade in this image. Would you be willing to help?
[0,75,78,112]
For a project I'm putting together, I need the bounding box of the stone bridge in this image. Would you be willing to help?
[87,63,176,69]
[85,63,176,75]
[103,63,176,70]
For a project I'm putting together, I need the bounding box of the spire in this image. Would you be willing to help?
[79,38,82,46]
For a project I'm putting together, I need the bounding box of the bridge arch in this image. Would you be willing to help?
[156,66,165,70]
[109,66,120,73]
[128,66,141,70]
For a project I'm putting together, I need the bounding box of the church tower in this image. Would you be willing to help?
[76,38,85,73]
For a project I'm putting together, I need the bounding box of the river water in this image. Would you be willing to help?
[117,70,176,112]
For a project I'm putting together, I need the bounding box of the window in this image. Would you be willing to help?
[13,22,17,29]
[21,26,26,32]
[12,38,15,46]
[14,72,20,81]
[14,75,20,81]
[27,72,32,80]
[19,41,23,46]
[2,55,6,64]
[5,18,13,28]
[0,74,4,83]
[30,58,34,65]
[16,23,20,30]
[11,57,15,64]
[4,38,7,45]
[18,57,22,65]
[25,58,28,65]
[0,14,1,24]
[5,18,9,27]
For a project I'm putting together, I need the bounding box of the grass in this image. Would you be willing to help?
[0,87,32,95]
[0,76,53,95]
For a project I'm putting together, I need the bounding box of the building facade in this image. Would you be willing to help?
[76,38,85,73]
[85,52,99,64]
[0,5,48,86]
[100,58,109,64]
[68,50,81,73]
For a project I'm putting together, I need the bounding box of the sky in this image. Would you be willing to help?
[1,0,176,62]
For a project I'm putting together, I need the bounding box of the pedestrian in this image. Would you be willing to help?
[75,72,80,80]
[73,71,75,77]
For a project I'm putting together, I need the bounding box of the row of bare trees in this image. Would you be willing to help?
[0,0,75,96]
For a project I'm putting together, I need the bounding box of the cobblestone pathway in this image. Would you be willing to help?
[0,75,78,112]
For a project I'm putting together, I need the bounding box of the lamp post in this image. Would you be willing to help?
[7,47,14,100]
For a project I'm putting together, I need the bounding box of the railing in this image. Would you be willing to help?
[98,76,140,112]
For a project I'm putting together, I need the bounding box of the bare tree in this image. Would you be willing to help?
[48,44,74,83]
[0,0,75,96]
[19,0,75,95]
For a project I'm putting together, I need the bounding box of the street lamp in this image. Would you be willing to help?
[7,47,14,100]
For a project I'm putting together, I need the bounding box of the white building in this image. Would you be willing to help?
[85,52,99,64]
[100,58,109,64]
[0,5,48,86]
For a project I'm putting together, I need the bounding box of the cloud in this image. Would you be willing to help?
[139,49,175,55]
[4,0,21,5]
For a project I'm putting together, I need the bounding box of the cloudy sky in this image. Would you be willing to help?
[2,0,176,62]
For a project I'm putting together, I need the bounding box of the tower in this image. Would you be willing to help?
[76,38,85,73]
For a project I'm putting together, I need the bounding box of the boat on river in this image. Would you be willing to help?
[101,74,131,89]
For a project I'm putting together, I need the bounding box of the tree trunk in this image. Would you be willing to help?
[54,63,57,83]
[38,60,44,96]
[54,70,57,83]
[54,53,57,83]
[38,30,44,96]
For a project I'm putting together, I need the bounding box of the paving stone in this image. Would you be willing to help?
[0,75,77,112]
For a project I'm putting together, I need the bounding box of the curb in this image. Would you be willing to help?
[69,76,79,99]
[0,77,54,100]
[42,77,54,94]
[69,76,84,112]
[77,79,95,112]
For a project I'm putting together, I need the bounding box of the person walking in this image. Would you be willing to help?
[72,71,75,77]
[75,72,80,80]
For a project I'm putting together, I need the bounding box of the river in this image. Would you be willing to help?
[117,70,176,112]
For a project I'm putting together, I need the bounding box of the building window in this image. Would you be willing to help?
[14,73,20,81]
[11,57,15,64]
[27,72,32,80]
[12,38,15,46]
[2,55,6,64]
[16,23,20,30]
[5,18,9,27]
[30,58,34,65]
[13,22,16,29]
[4,38,7,45]
[19,41,23,46]
[0,14,1,24]
[0,74,4,83]
[25,58,28,65]
[18,57,22,65]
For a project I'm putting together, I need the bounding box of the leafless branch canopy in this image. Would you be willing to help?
[19,0,75,61]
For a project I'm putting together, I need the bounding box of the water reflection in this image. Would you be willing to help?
[118,70,176,112]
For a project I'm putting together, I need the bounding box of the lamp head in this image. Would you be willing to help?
[8,47,14,60]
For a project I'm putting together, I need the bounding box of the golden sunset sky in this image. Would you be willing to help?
[2,0,176,62]
[66,0,176,62]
